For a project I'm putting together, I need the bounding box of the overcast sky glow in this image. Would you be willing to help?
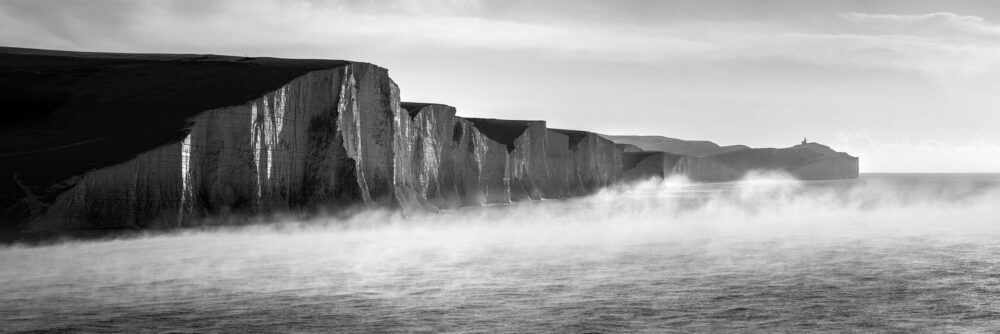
[1,0,998,172]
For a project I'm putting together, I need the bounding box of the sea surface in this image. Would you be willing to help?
[2,173,1000,333]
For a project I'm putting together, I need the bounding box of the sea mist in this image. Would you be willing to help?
[3,173,999,332]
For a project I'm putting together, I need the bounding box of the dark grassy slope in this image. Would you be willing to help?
[549,129,589,150]
[0,47,353,239]
[465,118,533,152]
[400,102,439,118]
[620,152,665,171]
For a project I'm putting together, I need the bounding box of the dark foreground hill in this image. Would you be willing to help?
[0,47,858,241]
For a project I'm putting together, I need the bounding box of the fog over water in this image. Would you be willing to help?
[2,173,1000,332]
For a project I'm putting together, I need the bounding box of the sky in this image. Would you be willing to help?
[1,0,998,172]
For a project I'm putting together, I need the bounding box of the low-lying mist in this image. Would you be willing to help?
[3,172,999,332]
[5,171,1000,272]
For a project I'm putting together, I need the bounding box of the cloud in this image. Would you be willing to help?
[836,131,1000,154]
[0,0,722,64]
[838,12,1000,42]
[834,131,1000,172]
[2,1,997,76]
[685,12,1000,98]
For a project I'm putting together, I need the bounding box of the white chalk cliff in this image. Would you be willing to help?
[0,47,858,234]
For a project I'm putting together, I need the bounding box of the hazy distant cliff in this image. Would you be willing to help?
[611,136,859,182]
[708,142,860,180]
[0,47,856,237]
[603,135,749,157]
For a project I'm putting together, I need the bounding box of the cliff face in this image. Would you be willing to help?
[31,64,398,231]
[620,152,740,182]
[0,48,354,238]
[545,130,577,197]
[465,119,544,201]
[1,47,859,236]
[396,103,459,210]
[621,152,671,182]
[554,130,624,192]
[672,156,743,182]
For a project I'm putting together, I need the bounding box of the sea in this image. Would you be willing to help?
[2,172,999,333]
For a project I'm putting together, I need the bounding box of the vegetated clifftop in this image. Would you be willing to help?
[0,47,857,239]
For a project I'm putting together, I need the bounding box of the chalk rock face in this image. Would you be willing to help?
[29,64,400,231]
[553,130,624,192]
[672,156,743,182]
[37,142,189,230]
[396,103,460,211]
[1,47,860,236]
[0,48,358,237]
[393,111,626,211]
[465,119,548,201]
[621,152,671,182]
[514,121,552,200]
[447,119,484,206]
[454,118,513,205]
[545,130,577,198]
[620,152,740,182]
[348,64,400,206]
